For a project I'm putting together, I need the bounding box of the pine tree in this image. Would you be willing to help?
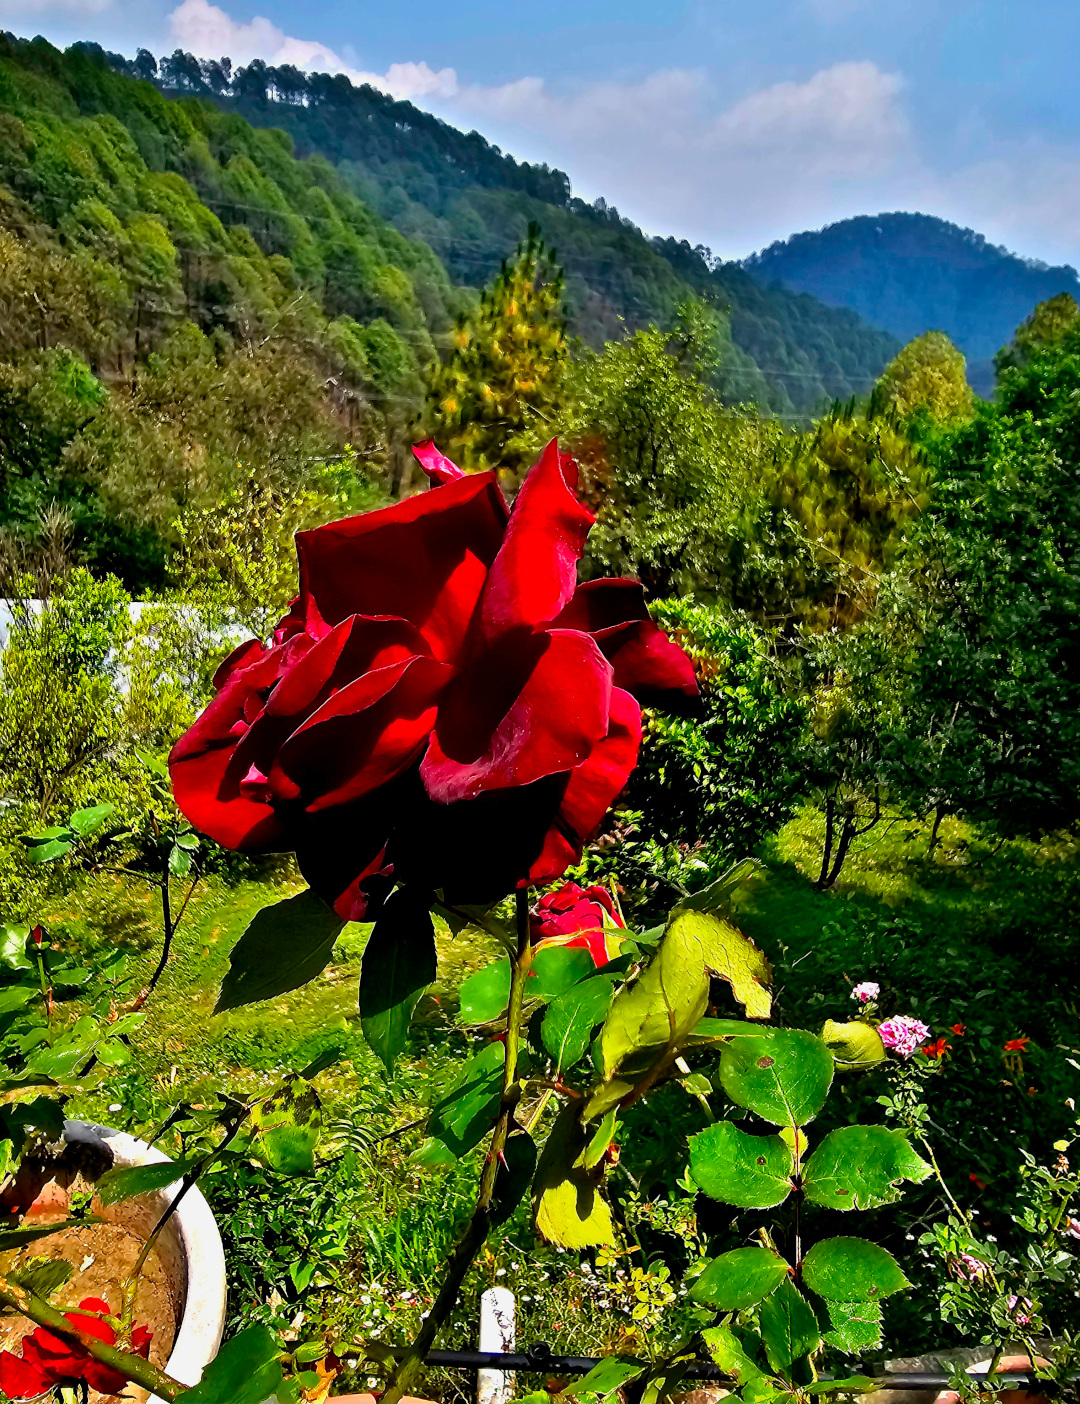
[764,407,929,630]
[870,331,974,424]
[422,224,568,479]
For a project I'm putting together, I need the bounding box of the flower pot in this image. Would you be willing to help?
[0,1119,226,1402]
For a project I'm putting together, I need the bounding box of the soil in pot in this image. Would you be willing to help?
[0,1133,179,1403]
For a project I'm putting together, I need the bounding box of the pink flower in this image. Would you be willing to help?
[878,1014,930,1058]
[1007,1295,1033,1326]
[852,981,880,1003]
[1067,1218,1080,1240]
[955,1253,990,1281]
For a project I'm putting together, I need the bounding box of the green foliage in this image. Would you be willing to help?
[870,332,974,424]
[995,291,1080,376]
[561,303,778,597]
[423,225,568,476]
[216,889,346,1014]
[760,405,929,630]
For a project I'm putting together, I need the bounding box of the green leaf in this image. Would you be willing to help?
[9,1257,73,1297]
[674,860,764,915]
[96,1156,200,1206]
[427,1041,505,1158]
[688,1121,794,1208]
[527,944,594,1000]
[759,1279,821,1375]
[821,1020,887,1071]
[0,927,32,973]
[803,1127,932,1211]
[669,908,773,1019]
[216,889,345,1013]
[542,975,616,1070]
[175,831,200,851]
[598,914,712,1079]
[0,986,36,1015]
[822,1300,884,1354]
[458,957,511,1024]
[491,1128,537,1227]
[719,1028,834,1127]
[533,1102,615,1248]
[701,1325,775,1395]
[19,825,72,847]
[68,803,114,838]
[25,1044,86,1079]
[169,843,192,877]
[175,1323,283,1403]
[358,890,437,1070]
[801,1238,909,1302]
[0,1218,101,1251]
[573,1358,647,1400]
[25,836,74,863]
[95,1040,131,1068]
[253,1076,321,1175]
[806,1375,878,1393]
[583,1108,617,1169]
[688,1018,764,1044]
[690,1247,790,1310]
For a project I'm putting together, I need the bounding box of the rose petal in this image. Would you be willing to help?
[475,439,593,644]
[271,655,450,810]
[421,631,612,802]
[556,579,699,705]
[412,440,465,485]
[295,472,508,663]
[169,642,297,850]
[0,1348,51,1398]
[529,687,642,883]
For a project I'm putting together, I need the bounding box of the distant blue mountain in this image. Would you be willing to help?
[743,212,1080,394]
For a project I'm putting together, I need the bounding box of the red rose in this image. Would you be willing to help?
[0,1297,152,1399]
[170,441,697,919]
[532,881,626,967]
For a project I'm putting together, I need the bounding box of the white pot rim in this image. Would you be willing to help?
[63,1119,227,1397]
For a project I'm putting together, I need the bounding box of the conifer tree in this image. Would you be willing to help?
[870,330,974,424]
[763,407,929,630]
[422,224,568,478]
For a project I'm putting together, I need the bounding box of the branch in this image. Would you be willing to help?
[0,1275,186,1401]
[381,887,534,1403]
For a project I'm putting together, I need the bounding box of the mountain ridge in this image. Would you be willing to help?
[742,211,1080,393]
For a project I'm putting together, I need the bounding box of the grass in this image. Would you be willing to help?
[35,806,1080,1395]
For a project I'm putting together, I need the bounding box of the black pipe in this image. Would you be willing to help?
[388,1346,1062,1389]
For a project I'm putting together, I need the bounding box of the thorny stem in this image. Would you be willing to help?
[0,1275,185,1401]
[381,887,534,1404]
[121,1106,250,1328]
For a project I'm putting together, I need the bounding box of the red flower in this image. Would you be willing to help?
[969,1172,988,1190]
[170,441,698,919]
[1003,1037,1030,1052]
[920,1036,951,1059]
[531,882,626,967]
[950,1023,966,1036]
[0,1297,152,1399]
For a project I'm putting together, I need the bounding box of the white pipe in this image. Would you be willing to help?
[477,1286,516,1404]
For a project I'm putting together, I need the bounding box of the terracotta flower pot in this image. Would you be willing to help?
[0,1120,226,1403]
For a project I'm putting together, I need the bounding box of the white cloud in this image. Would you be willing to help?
[442,60,911,255]
[158,2,1080,267]
[168,0,457,100]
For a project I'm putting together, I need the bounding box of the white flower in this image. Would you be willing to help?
[852,981,880,1003]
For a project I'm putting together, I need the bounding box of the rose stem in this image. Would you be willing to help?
[381,886,534,1404]
[0,1275,186,1400]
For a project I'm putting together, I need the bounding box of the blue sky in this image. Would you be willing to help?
[4,0,1079,267]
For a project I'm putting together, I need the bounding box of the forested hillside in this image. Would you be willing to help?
[744,212,1080,393]
[104,43,901,416]
[0,32,474,588]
